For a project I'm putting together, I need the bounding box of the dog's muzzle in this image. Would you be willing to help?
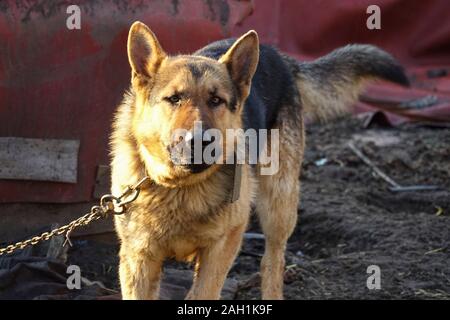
[167,129,216,174]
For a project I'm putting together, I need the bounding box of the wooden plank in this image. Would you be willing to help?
[0,137,79,183]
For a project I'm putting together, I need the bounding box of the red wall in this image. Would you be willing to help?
[0,0,449,203]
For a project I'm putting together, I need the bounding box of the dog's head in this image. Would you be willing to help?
[127,22,259,187]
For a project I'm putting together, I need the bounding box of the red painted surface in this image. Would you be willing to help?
[0,0,449,203]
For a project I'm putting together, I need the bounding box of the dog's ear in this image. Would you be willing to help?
[219,30,259,100]
[127,21,166,79]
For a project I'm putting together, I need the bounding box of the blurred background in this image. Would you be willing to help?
[0,0,449,300]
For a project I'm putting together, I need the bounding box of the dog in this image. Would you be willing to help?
[110,21,408,300]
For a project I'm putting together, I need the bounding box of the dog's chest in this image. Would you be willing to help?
[113,164,254,262]
[143,186,230,232]
[116,175,234,247]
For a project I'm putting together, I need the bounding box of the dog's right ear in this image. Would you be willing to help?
[127,21,166,79]
[219,30,259,102]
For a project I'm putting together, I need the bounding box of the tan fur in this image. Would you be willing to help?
[111,21,307,300]
[256,103,304,299]
[295,74,366,122]
[284,44,408,123]
[111,22,266,300]
[114,162,256,299]
[111,22,408,300]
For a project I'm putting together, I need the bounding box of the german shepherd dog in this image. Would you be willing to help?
[111,21,408,300]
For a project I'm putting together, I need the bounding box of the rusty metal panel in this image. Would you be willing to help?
[1,0,449,204]
[0,137,79,183]
[0,0,253,203]
[93,164,111,199]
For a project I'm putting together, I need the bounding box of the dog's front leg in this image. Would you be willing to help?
[119,247,163,300]
[186,224,246,300]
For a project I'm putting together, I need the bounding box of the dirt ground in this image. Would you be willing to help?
[68,116,450,300]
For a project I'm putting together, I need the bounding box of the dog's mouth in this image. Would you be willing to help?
[169,139,216,174]
[179,162,211,174]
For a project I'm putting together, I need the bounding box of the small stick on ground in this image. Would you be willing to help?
[243,232,265,240]
[347,142,440,192]
[347,142,401,188]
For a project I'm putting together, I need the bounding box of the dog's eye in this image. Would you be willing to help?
[208,96,224,108]
[166,94,181,105]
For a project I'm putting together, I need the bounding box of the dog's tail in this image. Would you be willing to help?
[284,44,409,122]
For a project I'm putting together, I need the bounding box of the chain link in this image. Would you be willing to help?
[0,176,150,256]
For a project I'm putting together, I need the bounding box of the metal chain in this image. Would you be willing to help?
[0,176,150,256]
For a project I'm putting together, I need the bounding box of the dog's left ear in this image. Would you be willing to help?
[127,21,166,80]
[219,30,259,101]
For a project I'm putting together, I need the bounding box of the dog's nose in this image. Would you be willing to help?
[186,129,215,159]
[168,129,213,150]
[167,128,215,173]
[183,129,206,144]
[186,129,214,148]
